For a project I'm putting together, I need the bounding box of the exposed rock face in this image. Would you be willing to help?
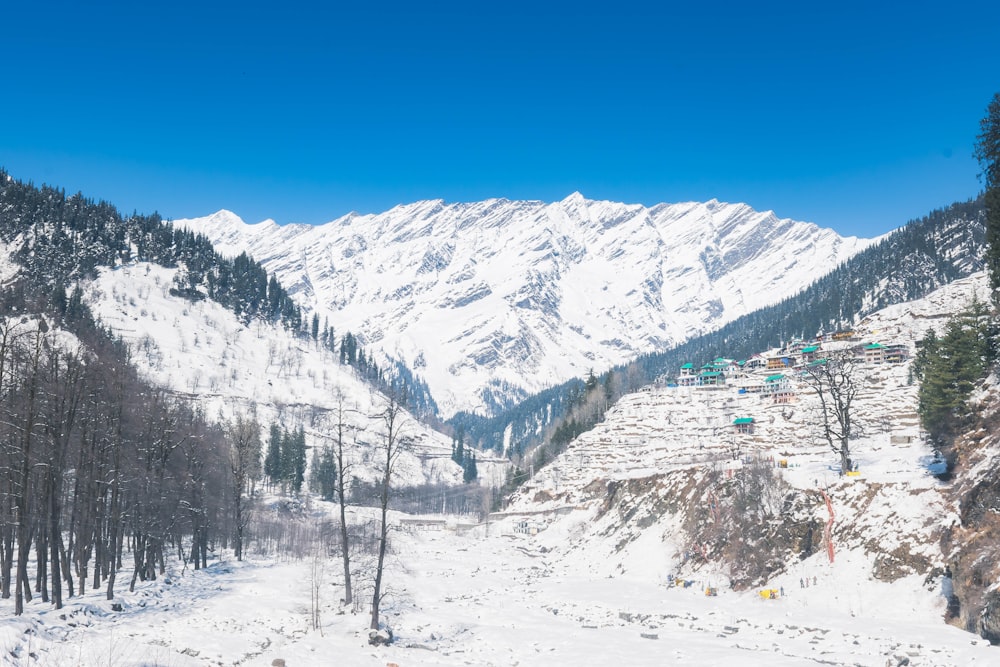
[583,469,826,590]
[938,382,1000,643]
[980,590,1000,645]
[871,546,934,582]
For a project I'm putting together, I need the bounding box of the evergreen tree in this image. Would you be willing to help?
[603,371,614,402]
[308,446,337,501]
[463,452,478,484]
[975,92,1000,300]
[323,321,336,354]
[916,300,993,445]
[340,333,357,365]
[278,426,307,492]
[264,423,282,487]
[308,447,321,494]
[451,425,466,466]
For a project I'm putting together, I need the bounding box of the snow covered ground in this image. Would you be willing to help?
[0,502,993,667]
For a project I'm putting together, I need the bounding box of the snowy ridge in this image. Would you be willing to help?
[176,195,875,417]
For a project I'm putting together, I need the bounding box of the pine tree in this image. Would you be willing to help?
[975,92,1000,299]
[308,447,322,495]
[279,427,293,488]
[278,426,306,492]
[463,452,478,483]
[340,333,357,365]
[313,446,337,501]
[451,427,465,466]
[916,302,992,445]
[264,423,282,488]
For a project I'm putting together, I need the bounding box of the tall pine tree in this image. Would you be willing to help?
[975,92,1000,300]
[264,423,283,488]
[915,300,993,445]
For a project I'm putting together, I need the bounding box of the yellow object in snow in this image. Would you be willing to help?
[846,470,861,477]
[759,588,780,600]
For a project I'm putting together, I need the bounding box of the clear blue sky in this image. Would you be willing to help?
[2,1,998,237]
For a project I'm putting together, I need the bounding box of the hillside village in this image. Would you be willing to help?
[664,330,913,454]
[674,334,908,395]
[504,272,989,541]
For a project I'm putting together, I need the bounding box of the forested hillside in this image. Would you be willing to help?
[0,169,302,328]
[0,170,437,415]
[0,171,321,615]
[0,258,237,614]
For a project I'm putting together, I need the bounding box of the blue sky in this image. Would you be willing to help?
[2,1,998,237]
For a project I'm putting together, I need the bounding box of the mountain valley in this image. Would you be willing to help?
[0,173,997,665]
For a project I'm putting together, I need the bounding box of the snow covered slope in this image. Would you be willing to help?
[516,272,990,502]
[82,262,479,488]
[177,195,874,417]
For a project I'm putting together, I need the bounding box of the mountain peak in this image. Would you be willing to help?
[205,209,245,225]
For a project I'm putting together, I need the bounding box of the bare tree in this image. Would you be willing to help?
[227,412,261,561]
[330,387,359,606]
[14,318,46,615]
[800,351,865,473]
[0,317,33,601]
[310,548,325,634]
[369,388,410,634]
[39,344,86,609]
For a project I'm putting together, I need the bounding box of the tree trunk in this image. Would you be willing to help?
[370,481,390,630]
[339,498,352,605]
[49,481,62,609]
[1,524,13,599]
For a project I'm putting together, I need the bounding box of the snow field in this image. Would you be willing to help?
[2,508,994,666]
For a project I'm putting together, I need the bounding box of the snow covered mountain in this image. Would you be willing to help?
[177,195,875,417]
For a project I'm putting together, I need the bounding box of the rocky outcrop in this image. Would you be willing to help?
[939,381,1000,643]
